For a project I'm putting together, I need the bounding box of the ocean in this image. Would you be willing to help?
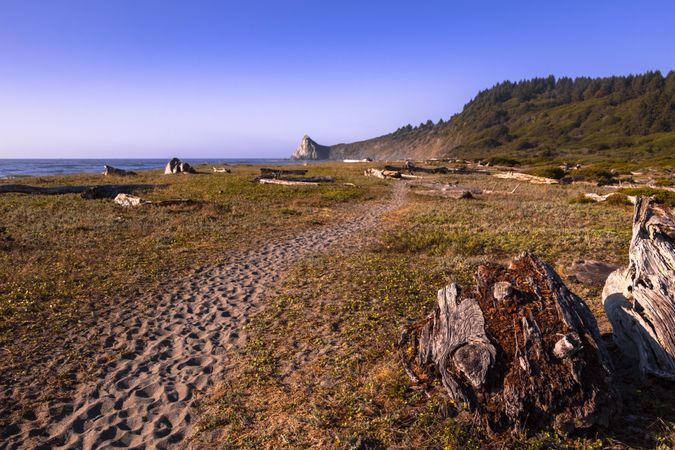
[0,158,303,178]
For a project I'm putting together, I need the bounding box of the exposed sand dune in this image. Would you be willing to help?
[2,183,406,450]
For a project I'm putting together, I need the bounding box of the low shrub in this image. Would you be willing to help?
[619,187,675,206]
[569,195,596,204]
[485,156,521,167]
[572,167,617,186]
[526,166,566,180]
[654,177,674,187]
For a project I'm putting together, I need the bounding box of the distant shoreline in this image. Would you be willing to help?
[0,158,321,178]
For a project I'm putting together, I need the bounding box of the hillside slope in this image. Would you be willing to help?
[297,71,674,165]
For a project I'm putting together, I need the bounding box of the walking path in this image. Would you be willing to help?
[3,183,406,449]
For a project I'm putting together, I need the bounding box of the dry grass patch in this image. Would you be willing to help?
[0,163,388,420]
[194,174,673,448]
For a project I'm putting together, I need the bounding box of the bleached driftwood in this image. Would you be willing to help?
[256,168,333,184]
[407,181,477,199]
[413,189,473,199]
[364,168,401,179]
[401,253,618,434]
[493,171,558,184]
[483,184,520,195]
[602,197,675,379]
[584,192,637,204]
[259,168,308,176]
[259,178,319,186]
[114,193,148,206]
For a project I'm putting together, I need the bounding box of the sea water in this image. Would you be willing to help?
[0,158,306,178]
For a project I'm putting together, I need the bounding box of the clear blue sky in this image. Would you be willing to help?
[0,0,673,158]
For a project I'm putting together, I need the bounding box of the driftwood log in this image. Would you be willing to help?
[0,184,158,198]
[584,192,636,204]
[602,197,675,379]
[412,189,473,199]
[384,164,449,174]
[256,168,332,184]
[259,179,318,186]
[400,253,618,434]
[364,168,401,179]
[259,168,308,176]
[103,165,136,176]
[493,171,559,184]
[257,175,334,184]
[81,185,156,199]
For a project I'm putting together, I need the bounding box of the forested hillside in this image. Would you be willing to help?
[329,71,674,165]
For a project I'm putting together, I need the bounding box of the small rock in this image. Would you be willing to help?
[567,260,619,285]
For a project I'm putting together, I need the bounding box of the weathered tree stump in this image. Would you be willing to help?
[164,157,197,174]
[400,253,619,434]
[602,197,675,379]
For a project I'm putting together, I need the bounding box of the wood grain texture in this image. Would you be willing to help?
[401,253,619,434]
[603,197,675,379]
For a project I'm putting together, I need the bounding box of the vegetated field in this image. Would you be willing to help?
[192,172,674,449]
[1,162,673,448]
[333,71,675,166]
[0,163,389,419]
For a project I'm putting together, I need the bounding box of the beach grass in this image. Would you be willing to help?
[0,162,388,405]
[2,162,673,448]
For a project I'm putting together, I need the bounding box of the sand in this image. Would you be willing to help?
[2,183,406,449]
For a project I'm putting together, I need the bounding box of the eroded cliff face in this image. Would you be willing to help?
[328,133,464,160]
[290,135,332,160]
[290,132,464,161]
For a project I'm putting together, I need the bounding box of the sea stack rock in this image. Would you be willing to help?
[290,135,331,160]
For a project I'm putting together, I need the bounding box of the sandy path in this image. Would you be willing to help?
[2,183,406,450]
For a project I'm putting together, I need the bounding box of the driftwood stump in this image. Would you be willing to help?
[103,165,136,176]
[401,253,618,434]
[602,197,675,379]
[0,184,158,198]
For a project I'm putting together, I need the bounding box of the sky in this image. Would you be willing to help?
[0,0,673,158]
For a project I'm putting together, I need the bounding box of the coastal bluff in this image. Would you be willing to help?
[289,134,424,161]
